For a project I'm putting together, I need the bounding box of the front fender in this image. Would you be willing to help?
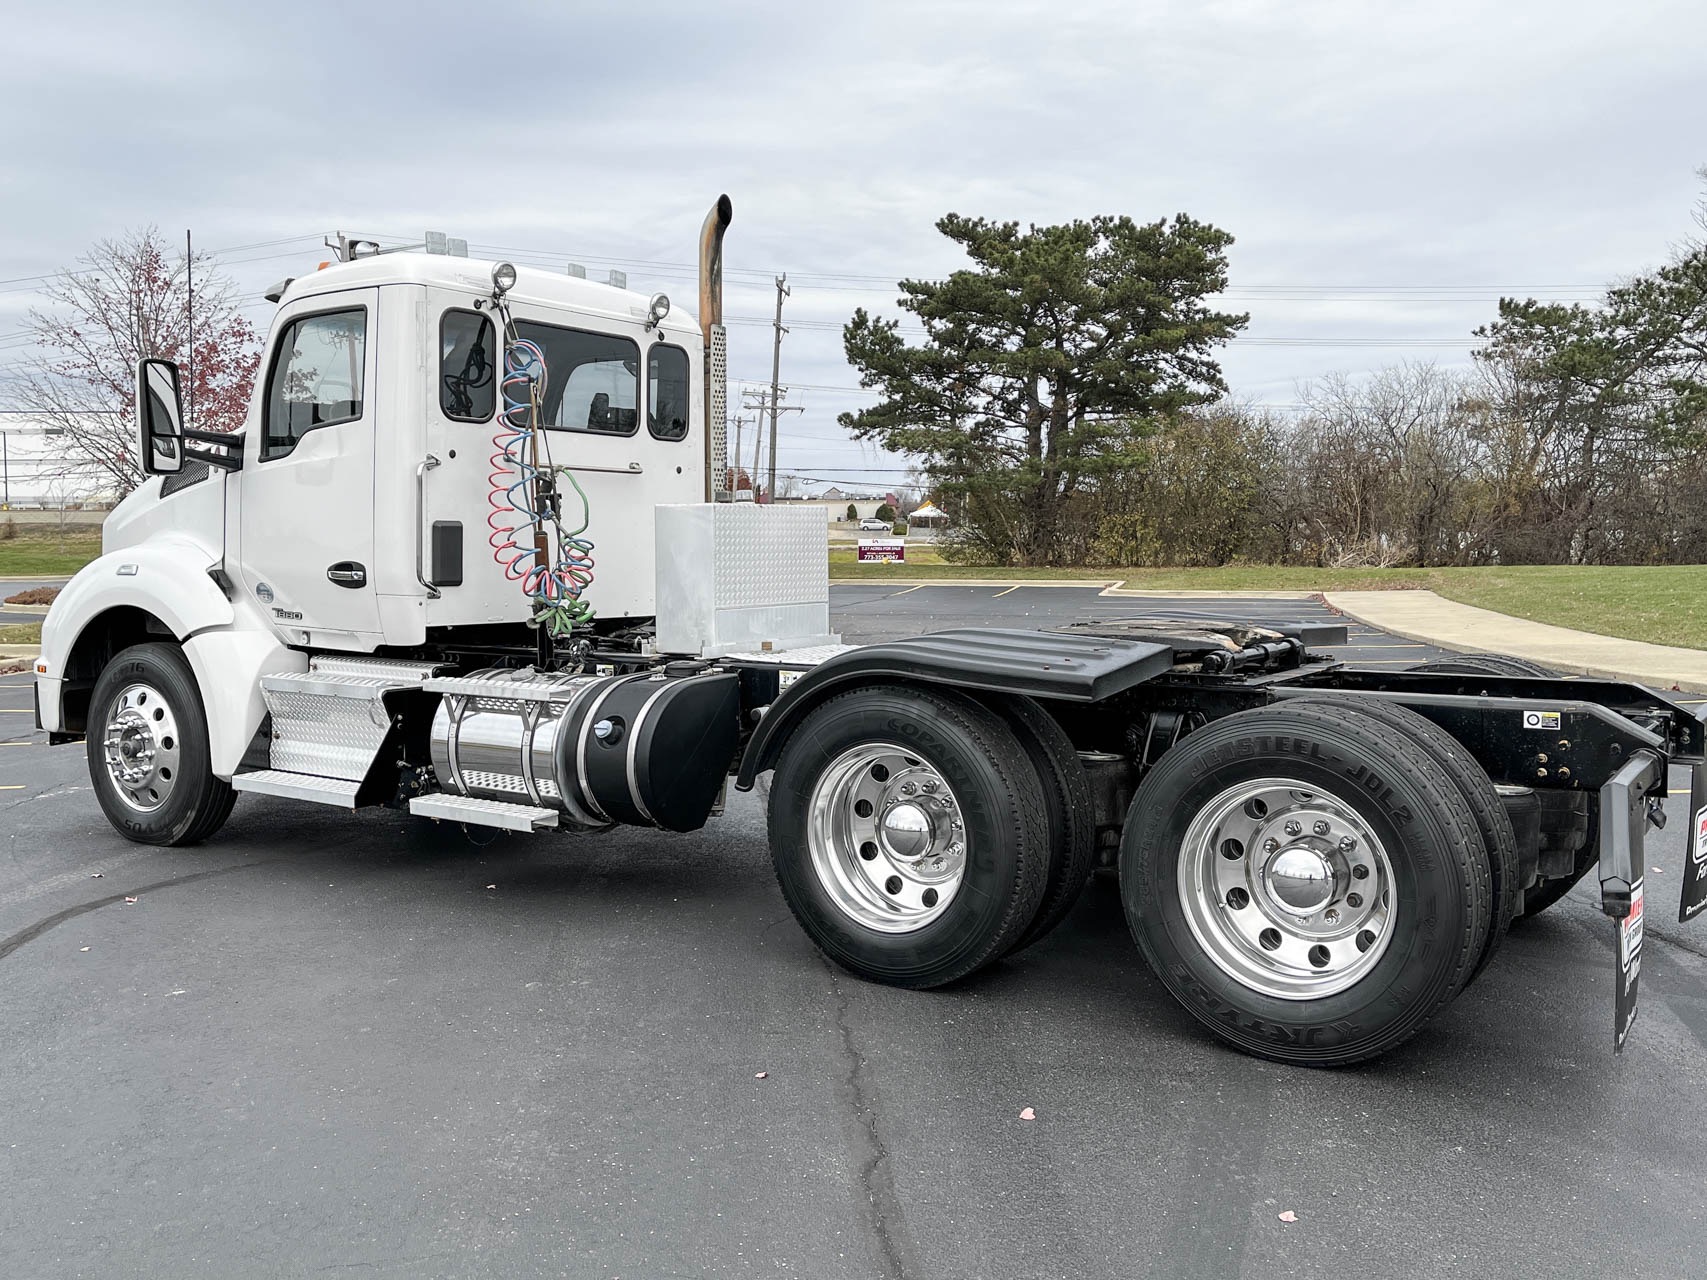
[40,535,234,671]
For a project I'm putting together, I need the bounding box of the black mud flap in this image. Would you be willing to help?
[1614,879,1645,1052]
[1598,750,1664,1051]
[1680,759,1707,925]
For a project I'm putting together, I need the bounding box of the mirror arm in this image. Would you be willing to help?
[181,427,241,446]
[181,443,243,473]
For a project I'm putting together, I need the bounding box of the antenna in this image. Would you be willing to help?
[184,229,193,431]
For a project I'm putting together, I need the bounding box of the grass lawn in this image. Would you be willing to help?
[0,531,102,578]
[830,551,1707,650]
[0,622,43,645]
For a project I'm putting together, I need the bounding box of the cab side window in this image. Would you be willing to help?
[440,310,496,422]
[262,308,367,460]
[514,320,640,434]
[648,344,690,441]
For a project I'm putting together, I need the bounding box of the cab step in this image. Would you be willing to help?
[260,656,442,780]
[231,770,361,807]
[409,794,560,831]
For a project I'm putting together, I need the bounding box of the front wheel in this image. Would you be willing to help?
[1122,703,1492,1065]
[87,642,236,846]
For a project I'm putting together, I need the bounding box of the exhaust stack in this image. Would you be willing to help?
[699,194,733,501]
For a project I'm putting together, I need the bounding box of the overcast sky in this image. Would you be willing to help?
[3,0,1703,493]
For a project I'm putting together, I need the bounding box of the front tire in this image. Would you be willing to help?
[1121,703,1492,1065]
[87,642,235,846]
[767,684,1050,988]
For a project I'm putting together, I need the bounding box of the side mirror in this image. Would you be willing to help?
[136,358,184,475]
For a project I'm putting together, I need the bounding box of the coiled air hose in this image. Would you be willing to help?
[486,323,597,636]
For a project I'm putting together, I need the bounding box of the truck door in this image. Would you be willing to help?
[238,287,383,648]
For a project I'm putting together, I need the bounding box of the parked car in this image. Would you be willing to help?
[858,518,892,532]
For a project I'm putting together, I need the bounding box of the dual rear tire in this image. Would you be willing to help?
[1120,702,1494,1065]
[765,684,1090,989]
[767,685,1505,1065]
[1409,653,1595,919]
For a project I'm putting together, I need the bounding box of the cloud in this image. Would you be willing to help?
[2,0,1703,484]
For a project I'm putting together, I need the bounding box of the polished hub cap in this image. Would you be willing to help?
[101,682,181,813]
[1265,846,1336,914]
[1176,777,1395,1000]
[807,743,966,933]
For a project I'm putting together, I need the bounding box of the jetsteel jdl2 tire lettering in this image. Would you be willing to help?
[1285,691,1518,985]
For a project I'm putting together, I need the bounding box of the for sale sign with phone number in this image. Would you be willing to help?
[857,539,906,563]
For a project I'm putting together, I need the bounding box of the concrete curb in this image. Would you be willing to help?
[1096,587,1319,600]
[1323,590,1707,694]
[830,577,1126,589]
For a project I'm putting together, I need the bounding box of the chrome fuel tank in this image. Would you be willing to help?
[428,666,739,832]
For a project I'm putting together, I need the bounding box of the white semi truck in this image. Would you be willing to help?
[33,197,1707,1065]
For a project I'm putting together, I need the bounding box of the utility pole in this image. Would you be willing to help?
[752,407,764,502]
[740,386,800,502]
[766,274,789,501]
[731,413,745,498]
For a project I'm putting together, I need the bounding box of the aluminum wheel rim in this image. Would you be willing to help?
[1177,776,1395,1000]
[807,743,967,933]
[101,681,182,813]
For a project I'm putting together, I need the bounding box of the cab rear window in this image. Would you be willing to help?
[440,310,496,422]
[513,320,640,435]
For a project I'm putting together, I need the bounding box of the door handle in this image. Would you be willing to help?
[328,562,367,588]
[415,454,441,600]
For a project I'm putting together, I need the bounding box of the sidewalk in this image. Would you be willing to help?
[1324,590,1707,694]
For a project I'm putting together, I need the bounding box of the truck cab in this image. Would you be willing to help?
[108,254,709,652]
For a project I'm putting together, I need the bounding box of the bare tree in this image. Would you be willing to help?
[11,228,261,498]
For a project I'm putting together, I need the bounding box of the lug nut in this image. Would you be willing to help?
[1347,892,1363,908]
[1324,908,1341,923]
[1313,820,1331,836]
[1339,836,1357,852]
[1263,837,1280,854]
[900,781,916,795]
[1284,820,1302,836]
[921,780,938,793]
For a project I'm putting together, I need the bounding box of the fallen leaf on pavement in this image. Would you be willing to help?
[1278,1211,1298,1223]
[1019,1107,1036,1121]
[755,1071,768,1079]
[90,873,103,879]
[79,947,90,952]
[486,884,497,890]
[124,897,138,904]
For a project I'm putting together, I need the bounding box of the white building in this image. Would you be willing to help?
[0,412,117,509]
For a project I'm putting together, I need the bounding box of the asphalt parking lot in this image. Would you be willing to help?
[3,584,1706,1279]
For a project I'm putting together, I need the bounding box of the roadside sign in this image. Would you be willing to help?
[857,538,906,563]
